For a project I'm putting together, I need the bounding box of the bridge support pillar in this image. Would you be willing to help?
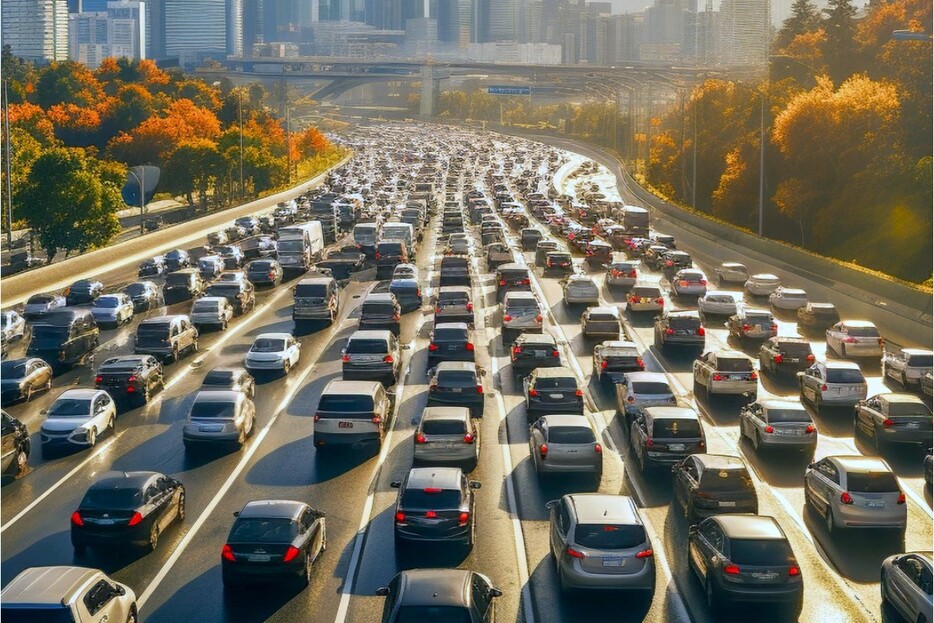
[419,65,446,117]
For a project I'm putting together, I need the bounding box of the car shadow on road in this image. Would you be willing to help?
[738,435,811,488]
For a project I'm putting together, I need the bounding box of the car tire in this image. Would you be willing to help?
[172,346,180,362]
[706,578,720,612]
[177,491,186,521]
[299,552,312,587]
[14,448,28,476]
[148,524,160,552]
[87,427,97,448]
[825,507,835,535]
[126,606,138,623]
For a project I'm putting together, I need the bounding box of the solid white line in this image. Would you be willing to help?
[1,434,122,533]
[137,317,352,611]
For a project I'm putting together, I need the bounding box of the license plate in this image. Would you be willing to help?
[669,444,686,451]
[729,374,745,381]
[602,556,623,567]
[443,443,455,450]
[867,501,885,508]
[95,518,116,525]
[751,572,778,580]
[754,325,762,332]
[247,554,271,562]
[550,393,564,399]
[338,421,354,429]
[787,358,799,363]
[451,387,462,393]
[906,422,920,429]
[719,501,736,507]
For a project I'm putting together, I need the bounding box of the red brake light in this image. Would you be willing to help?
[821,384,828,391]
[71,511,84,526]
[594,443,603,454]
[375,252,381,259]
[697,327,705,336]
[283,546,301,563]
[552,350,560,357]
[723,564,740,575]
[94,375,103,384]
[423,487,442,493]
[645,437,654,447]
[222,544,236,562]
[466,303,473,311]
[897,493,906,504]
[805,425,815,433]
[699,279,707,286]
[127,512,143,527]
[771,324,778,331]
[466,342,474,351]
[656,297,664,305]
[429,383,438,392]
[416,434,427,444]
[788,566,800,577]
[566,547,585,559]
[499,279,506,286]
[429,343,439,352]
[636,549,653,558]
[464,433,474,444]
[314,413,321,422]
[384,355,394,363]
[476,385,483,394]
[393,313,400,321]
[503,315,513,322]
[764,425,774,433]
[529,389,539,397]
[575,389,583,397]
[535,314,543,322]
[774,354,783,364]
[458,512,470,525]
[840,492,854,504]
[883,418,895,427]
[601,360,608,369]
[395,512,406,523]
[665,328,675,335]
[713,374,724,381]
[512,346,521,355]
[806,354,815,362]
[742,324,752,331]
[750,371,758,380]
[636,357,645,369]
[341,354,350,362]
[425,510,438,519]
[539,443,548,457]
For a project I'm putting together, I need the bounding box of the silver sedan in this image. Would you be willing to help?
[881,551,933,623]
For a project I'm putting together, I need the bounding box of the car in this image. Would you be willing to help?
[714,262,748,286]
[797,302,840,333]
[501,291,542,342]
[89,294,134,329]
[0,566,138,623]
[485,242,513,271]
[524,366,583,421]
[630,406,706,472]
[562,274,600,305]
[428,323,475,367]
[245,333,301,374]
[65,279,105,306]
[94,355,164,406]
[654,310,705,350]
[593,341,644,384]
[162,269,206,302]
[642,245,671,271]
[693,350,758,399]
[235,216,260,235]
[359,292,402,336]
[135,315,198,362]
[123,281,161,313]
[545,251,574,275]
[313,380,390,450]
[204,279,255,315]
[769,287,808,311]
[697,291,739,318]
[221,499,326,588]
[740,399,817,454]
[744,273,782,297]
[164,249,191,271]
[529,414,602,482]
[428,362,485,418]
[376,241,410,279]
[1,311,27,343]
[661,250,694,279]
[670,269,708,298]
[26,308,100,369]
[547,494,655,593]
[22,293,66,321]
[341,330,401,386]
[688,515,802,614]
[584,240,613,269]
[495,263,531,299]
[615,372,677,426]
[71,471,185,552]
[798,361,867,409]
[804,455,906,535]
[198,255,225,280]
[1,357,52,405]
[626,283,665,313]
[292,277,341,326]
[581,306,621,338]
[854,393,932,452]
[521,227,544,250]
[727,307,777,342]
[201,366,255,398]
[446,236,471,255]
[535,239,560,266]
[389,279,422,313]
[435,286,475,326]
[757,337,815,377]
[242,235,278,259]
[510,332,562,374]
[207,230,229,247]
[182,390,256,451]
[1,411,30,478]
[392,263,418,280]
[880,551,934,623]
[883,348,934,388]
[605,260,639,288]
[138,256,167,278]
[190,296,235,331]
[673,454,759,522]
[40,389,116,455]
[391,467,481,550]
[375,569,502,623]
[923,371,934,398]
[414,407,479,471]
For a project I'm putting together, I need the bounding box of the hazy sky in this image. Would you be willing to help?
[604,0,829,27]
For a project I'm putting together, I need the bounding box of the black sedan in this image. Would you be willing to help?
[123,281,162,312]
[1,411,31,479]
[510,333,563,375]
[428,362,485,418]
[94,355,165,406]
[391,467,480,551]
[377,569,502,623]
[428,323,475,367]
[164,249,191,271]
[672,454,759,523]
[245,259,283,287]
[65,279,104,306]
[221,499,327,587]
[523,366,583,421]
[71,471,185,552]
[1,357,53,406]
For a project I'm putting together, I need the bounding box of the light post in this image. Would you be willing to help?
[2,80,13,250]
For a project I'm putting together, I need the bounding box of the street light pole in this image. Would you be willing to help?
[757,93,765,237]
[238,89,244,201]
[3,80,13,250]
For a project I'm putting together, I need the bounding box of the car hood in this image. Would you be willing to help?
[42,417,90,432]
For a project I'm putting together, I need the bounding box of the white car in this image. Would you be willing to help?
[697,291,739,316]
[1,310,27,343]
[670,269,708,297]
[744,273,781,296]
[769,286,808,311]
[882,348,934,388]
[715,262,748,286]
[90,294,134,328]
[826,320,884,358]
[40,389,117,453]
[392,263,418,281]
[1,566,138,623]
[244,332,301,373]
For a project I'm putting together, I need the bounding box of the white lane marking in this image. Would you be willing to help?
[137,316,352,611]
[490,354,536,623]
[1,434,123,533]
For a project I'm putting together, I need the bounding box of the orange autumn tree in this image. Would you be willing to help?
[106,98,221,166]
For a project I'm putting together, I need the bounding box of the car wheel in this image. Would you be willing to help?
[284,360,291,375]
[177,491,186,521]
[14,448,28,475]
[126,606,138,623]
[299,552,312,587]
[142,387,151,404]
[880,570,889,604]
[148,523,160,552]
[825,507,835,535]
[108,416,116,434]
[706,578,719,612]
[172,346,180,362]
[87,427,97,448]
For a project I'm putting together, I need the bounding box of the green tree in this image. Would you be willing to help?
[775,0,822,51]
[1,45,36,104]
[821,0,860,82]
[163,140,222,209]
[15,147,121,261]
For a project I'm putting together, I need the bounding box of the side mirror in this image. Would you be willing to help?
[469,480,482,489]
[114,585,126,596]
[545,499,559,510]
[40,408,48,415]
[489,587,503,598]
[480,369,487,377]
[671,465,678,474]
[375,587,390,597]
[233,511,240,517]
[688,525,699,536]
[390,481,401,489]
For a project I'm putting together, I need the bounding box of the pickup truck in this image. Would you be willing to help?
[315,246,368,281]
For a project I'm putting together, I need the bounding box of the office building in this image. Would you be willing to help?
[69,1,145,68]
[2,0,69,62]
[227,0,243,55]
[163,0,226,63]
[719,0,769,65]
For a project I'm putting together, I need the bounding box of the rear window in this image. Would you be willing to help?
[378,242,403,253]
[422,419,466,435]
[192,301,220,313]
[394,606,471,623]
[907,354,933,366]
[1,607,76,623]
[699,469,754,492]
[81,487,143,510]
[362,303,396,316]
[433,327,467,342]
[588,313,617,322]
[632,287,660,297]
[846,471,899,493]
[27,294,55,304]
[846,326,880,337]
[534,376,578,390]
[346,339,389,354]
[716,358,752,372]
[203,370,236,385]
[442,258,468,268]
[548,426,595,444]
[165,274,192,286]
[728,539,794,566]
[651,418,701,438]
[191,401,235,418]
[401,488,461,509]
[437,370,478,386]
[439,291,469,304]
[744,313,772,324]
[229,517,297,543]
[574,524,647,550]
[138,322,171,335]
[886,401,932,417]
[317,394,375,414]
[506,298,538,310]
[776,341,811,355]
[295,283,328,297]
[826,369,865,383]
[249,262,273,271]
[668,316,700,329]
[764,408,810,423]
[812,307,839,318]
[499,269,529,280]
[631,382,671,395]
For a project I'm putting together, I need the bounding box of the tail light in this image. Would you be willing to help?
[788,566,801,577]
[539,443,548,458]
[566,547,585,559]
[521,279,530,285]
[313,413,321,422]
[127,374,137,383]
[269,271,276,280]
[699,279,708,286]
[883,418,895,427]
[476,385,483,394]
[774,354,783,364]
[601,360,608,370]
[750,371,758,380]
[395,512,406,523]
[699,438,706,448]
[466,342,475,351]
[843,336,857,343]
[342,354,350,362]
[637,358,645,369]
[466,303,473,311]
[429,384,438,392]
[464,433,474,444]
[126,386,136,393]
[764,425,774,433]
[723,564,741,575]
[627,395,635,403]
[877,337,884,346]
[535,314,543,323]
[821,384,828,391]
[547,259,553,267]
[840,492,854,504]
[771,324,778,331]
[805,425,815,433]
[656,297,664,305]
[678,280,689,287]
[499,279,507,286]
[283,546,301,563]
[71,511,84,526]
[594,443,603,454]
[897,493,906,504]
[741,324,752,331]
[645,438,654,447]
[222,544,236,562]
[611,269,622,277]
[425,510,438,518]
[665,260,673,267]
[435,306,443,313]
[665,328,675,335]
[458,512,470,525]
[415,433,427,444]
[697,327,705,336]
[629,270,638,278]
[575,389,583,397]
[503,314,513,322]
[512,346,521,355]
[806,354,815,362]
[95,375,103,384]
[713,374,724,381]
[552,350,560,357]
[375,252,381,259]
[127,512,143,527]
[429,343,439,352]
[529,389,539,397]
[636,549,653,558]
[393,313,401,321]
[629,296,638,304]
[384,355,394,363]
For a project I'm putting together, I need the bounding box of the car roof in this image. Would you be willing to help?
[139,315,187,325]
[828,455,893,473]
[750,273,780,280]
[99,355,150,367]
[89,470,160,491]
[644,406,698,419]
[624,371,669,383]
[504,291,537,300]
[56,388,101,400]
[841,320,877,328]
[349,330,393,341]
[567,275,594,283]
[760,399,806,411]
[587,306,618,315]
[517,333,556,344]
[741,307,772,316]
[196,297,228,305]
[568,494,641,525]
[239,499,306,520]
[1,566,104,605]
[436,361,477,372]
[598,340,638,350]
[422,407,471,421]
[876,393,926,405]
[711,349,749,359]
[712,515,784,540]
[194,390,241,402]
[396,569,471,607]
[497,263,526,271]
[323,379,383,395]
[668,310,700,318]
[255,332,292,341]
[776,288,806,295]
[694,454,747,471]
[405,467,463,490]
[535,366,576,378]
[771,336,808,344]
[439,285,471,294]
[824,361,861,370]
[297,277,334,286]
[390,278,419,287]
[541,414,592,428]
[722,262,745,268]
[364,293,395,303]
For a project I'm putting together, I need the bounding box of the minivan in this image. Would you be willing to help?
[27,308,99,369]
[341,330,401,386]
[313,380,391,451]
[292,277,340,326]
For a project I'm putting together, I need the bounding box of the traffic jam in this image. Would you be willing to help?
[0,122,931,623]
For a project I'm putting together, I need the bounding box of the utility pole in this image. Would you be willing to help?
[238,89,244,201]
[285,104,292,185]
[3,80,13,250]
[757,93,765,237]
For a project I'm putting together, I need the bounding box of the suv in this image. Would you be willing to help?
[65,279,105,306]
[375,241,409,279]
[520,228,544,250]
[529,415,602,483]
[440,256,471,287]
[359,293,402,336]
[0,567,138,623]
[134,315,199,362]
[428,362,485,418]
[502,291,543,342]
[293,277,340,326]
[190,297,234,331]
[654,310,705,351]
[581,306,621,338]
[524,366,583,420]
[428,323,474,367]
[391,467,481,550]
[672,454,759,523]
[313,380,391,450]
[94,355,164,406]
[630,406,706,472]
[27,308,100,369]
[495,263,532,299]
[163,269,206,303]
[545,251,574,275]
[435,286,474,326]
[204,279,255,315]
[758,337,815,377]
[511,333,562,375]
[341,330,401,386]
[883,348,934,388]
[693,350,758,399]
[593,341,644,384]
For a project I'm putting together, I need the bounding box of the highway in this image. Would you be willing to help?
[1,122,930,623]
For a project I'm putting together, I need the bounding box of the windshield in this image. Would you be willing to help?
[716,358,753,372]
[651,418,701,439]
[439,292,469,305]
[668,316,700,329]
[728,539,794,566]
[765,408,810,423]
[574,524,646,550]
[48,399,91,417]
[826,369,865,383]
[401,488,461,509]
[549,426,595,444]
[81,487,143,510]
[699,469,754,491]
[776,341,811,355]
[138,323,171,336]
[251,338,285,352]
[907,355,934,366]
[394,606,471,623]
[125,284,147,296]
[422,419,466,435]
[190,401,235,418]
[229,517,296,543]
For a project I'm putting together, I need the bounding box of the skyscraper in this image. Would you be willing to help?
[163,0,226,61]
[719,0,769,64]
[227,0,243,55]
[2,0,69,62]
